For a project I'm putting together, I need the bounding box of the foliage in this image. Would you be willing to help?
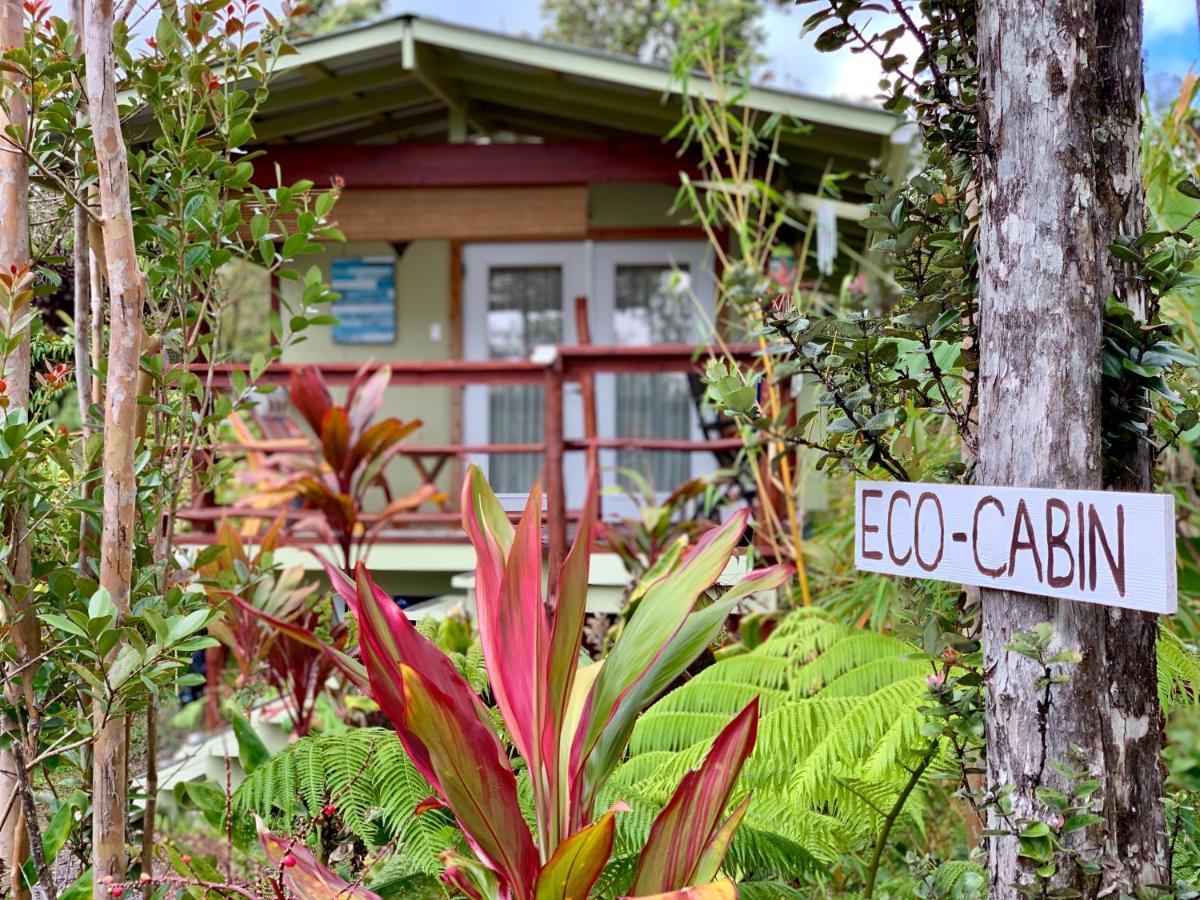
[290,0,386,36]
[666,8,825,586]
[540,0,769,62]
[311,467,791,898]
[615,610,936,874]
[0,0,346,883]
[253,364,433,575]
[235,727,461,877]
[199,514,316,690]
[258,818,384,900]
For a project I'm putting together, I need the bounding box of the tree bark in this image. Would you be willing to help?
[0,0,36,894]
[83,0,147,892]
[977,0,1167,894]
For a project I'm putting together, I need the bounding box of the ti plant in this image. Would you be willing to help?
[199,514,316,691]
[600,470,720,606]
[222,577,351,737]
[256,363,434,575]
[313,466,790,899]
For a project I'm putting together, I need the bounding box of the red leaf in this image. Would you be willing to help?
[345,364,391,442]
[631,700,759,894]
[320,407,351,480]
[289,367,332,435]
[488,486,549,782]
[400,664,540,897]
[257,818,382,900]
[533,802,623,900]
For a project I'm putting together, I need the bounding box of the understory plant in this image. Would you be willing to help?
[254,363,433,575]
[310,465,791,898]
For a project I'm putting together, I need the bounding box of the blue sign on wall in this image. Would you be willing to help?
[330,256,396,344]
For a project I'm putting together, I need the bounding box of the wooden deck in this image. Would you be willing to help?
[178,342,762,569]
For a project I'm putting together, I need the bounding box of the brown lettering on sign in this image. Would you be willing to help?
[1076,501,1085,590]
[1045,498,1074,588]
[860,489,884,561]
[973,496,1006,577]
[914,491,945,572]
[1008,499,1043,583]
[887,490,913,565]
[1088,502,1126,597]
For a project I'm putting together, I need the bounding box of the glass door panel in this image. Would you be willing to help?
[590,242,716,513]
[485,266,563,493]
[462,244,585,508]
[613,264,695,492]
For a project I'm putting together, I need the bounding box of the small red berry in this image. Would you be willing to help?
[181,855,192,865]
[322,804,336,818]
[281,854,297,868]
[111,886,124,897]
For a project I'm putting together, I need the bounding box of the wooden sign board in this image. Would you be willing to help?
[855,481,1176,614]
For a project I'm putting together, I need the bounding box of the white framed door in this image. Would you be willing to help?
[462,243,587,509]
[588,241,717,516]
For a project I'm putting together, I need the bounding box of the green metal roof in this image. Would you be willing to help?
[253,13,898,171]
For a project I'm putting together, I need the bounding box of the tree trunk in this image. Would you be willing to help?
[977,0,1167,894]
[83,0,147,892]
[0,0,35,893]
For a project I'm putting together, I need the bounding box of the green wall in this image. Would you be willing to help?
[282,239,454,497]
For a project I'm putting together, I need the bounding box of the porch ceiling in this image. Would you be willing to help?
[252,14,898,176]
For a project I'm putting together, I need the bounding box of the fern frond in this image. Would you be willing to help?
[928,859,987,897]
[819,656,932,697]
[735,882,810,899]
[790,676,928,797]
[234,728,454,875]
[792,632,919,696]
[1158,627,1200,709]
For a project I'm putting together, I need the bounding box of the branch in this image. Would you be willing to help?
[0,138,102,225]
[864,740,939,898]
[10,738,58,900]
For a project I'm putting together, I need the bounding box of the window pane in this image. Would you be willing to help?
[614,265,693,493]
[486,266,563,493]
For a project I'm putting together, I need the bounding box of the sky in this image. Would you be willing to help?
[384,0,1199,106]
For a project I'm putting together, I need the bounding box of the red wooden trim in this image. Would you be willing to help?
[586,226,709,241]
[253,139,700,190]
[214,441,547,455]
[198,344,760,388]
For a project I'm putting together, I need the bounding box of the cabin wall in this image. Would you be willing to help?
[277,182,709,501]
[280,239,454,498]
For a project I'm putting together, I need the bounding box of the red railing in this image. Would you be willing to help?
[181,342,760,572]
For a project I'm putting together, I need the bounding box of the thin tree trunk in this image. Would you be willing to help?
[70,0,95,580]
[977,0,1167,894]
[0,0,36,893]
[83,0,147,891]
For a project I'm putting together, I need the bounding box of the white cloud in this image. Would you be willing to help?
[757,4,921,103]
[1145,0,1197,38]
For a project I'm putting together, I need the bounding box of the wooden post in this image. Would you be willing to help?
[572,296,600,523]
[544,362,566,591]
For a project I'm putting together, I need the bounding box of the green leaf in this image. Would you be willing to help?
[231,710,271,775]
[1177,178,1200,199]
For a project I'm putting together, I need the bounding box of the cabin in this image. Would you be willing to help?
[194,14,899,611]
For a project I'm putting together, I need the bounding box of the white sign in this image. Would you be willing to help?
[854,481,1177,614]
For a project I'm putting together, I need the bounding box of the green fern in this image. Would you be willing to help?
[610,610,938,876]
[925,859,987,898]
[1159,626,1200,709]
[233,728,460,876]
